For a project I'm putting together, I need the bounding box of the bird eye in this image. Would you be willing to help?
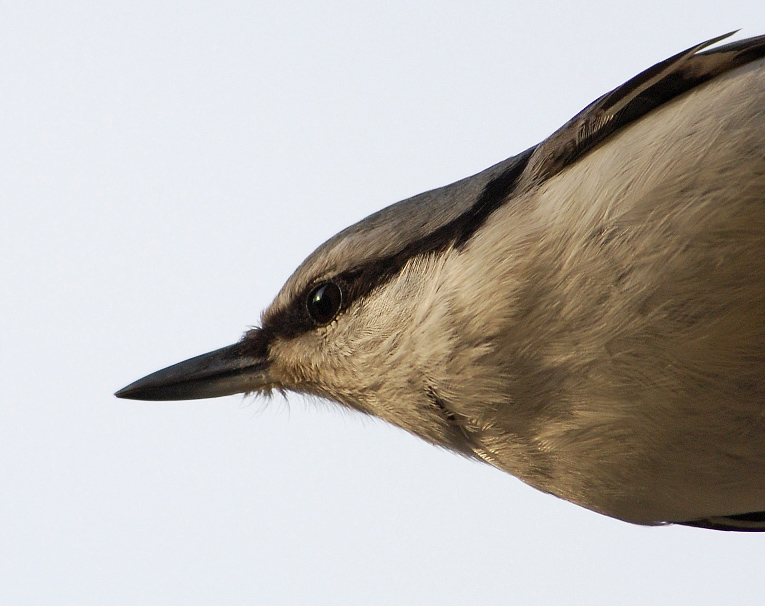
[306,282,343,326]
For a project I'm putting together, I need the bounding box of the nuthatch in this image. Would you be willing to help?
[117,33,765,531]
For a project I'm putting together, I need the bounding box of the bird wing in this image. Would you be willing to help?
[522,33,765,531]
[680,511,765,532]
[521,32,765,188]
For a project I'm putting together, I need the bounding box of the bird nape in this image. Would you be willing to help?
[117,32,765,532]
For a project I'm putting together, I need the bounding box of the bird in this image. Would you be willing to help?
[117,33,765,531]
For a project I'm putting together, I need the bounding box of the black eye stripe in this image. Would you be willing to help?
[260,150,533,341]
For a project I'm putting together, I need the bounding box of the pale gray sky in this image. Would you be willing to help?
[3,2,765,604]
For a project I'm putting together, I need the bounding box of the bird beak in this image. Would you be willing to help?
[114,342,271,401]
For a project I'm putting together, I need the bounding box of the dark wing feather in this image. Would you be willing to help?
[521,32,765,187]
[680,511,765,532]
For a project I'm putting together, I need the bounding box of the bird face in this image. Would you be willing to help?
[248,252,479,451]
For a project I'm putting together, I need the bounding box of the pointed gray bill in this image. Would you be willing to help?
[115,343,270,401]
